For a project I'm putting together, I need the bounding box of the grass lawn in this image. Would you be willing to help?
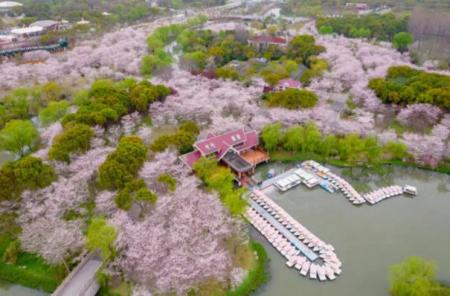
[0,234,64,293]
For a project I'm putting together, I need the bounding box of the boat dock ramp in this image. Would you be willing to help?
[246,190,342,281]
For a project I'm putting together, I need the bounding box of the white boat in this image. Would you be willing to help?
[300,261,311,276]
[309,263,318,280]
[286,260,295,268]
[317,268,327,281]
[403,185,417,195]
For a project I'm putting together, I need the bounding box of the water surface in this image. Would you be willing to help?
[0,279,47,296]
[253,163,450,296]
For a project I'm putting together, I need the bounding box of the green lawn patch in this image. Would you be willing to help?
[0,234,64,293]
[226,241,269,296]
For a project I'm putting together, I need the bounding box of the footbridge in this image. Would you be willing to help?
[51,252,103,296]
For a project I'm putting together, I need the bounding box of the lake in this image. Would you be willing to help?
[252,163,450,296]
[0,280,47,296]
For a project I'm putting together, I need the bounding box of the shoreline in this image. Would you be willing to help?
[269,150,450,175]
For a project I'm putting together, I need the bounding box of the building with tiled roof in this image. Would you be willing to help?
[180,128,269,185]
[275,78,302,91]
[248,35,287,51]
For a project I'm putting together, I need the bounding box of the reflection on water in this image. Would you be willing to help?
[254,162,450,296]
[0,279,47,296]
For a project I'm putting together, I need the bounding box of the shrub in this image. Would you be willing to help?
[264,89,318,109]
[2,240,20,264]
[150,121,199,154]
[39,101,70,125]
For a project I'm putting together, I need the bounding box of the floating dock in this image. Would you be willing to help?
[246,190,342,281]
[257,160,418,206]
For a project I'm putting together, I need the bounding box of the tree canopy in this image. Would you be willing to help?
[264,89,318,109]
[369,66,450,110]
[0,120,38,157]
[86,217,117,261]
[48,123,94,163]
[389,256,450,296]
[0,156,55,202]
[393,32,414,53]
[316,13,409,42]
[194,157,247,216]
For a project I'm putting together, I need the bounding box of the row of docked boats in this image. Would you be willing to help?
[363,185,412,204]
[321,172,366,205]
[272,160,418,206]
[246,190,342,281]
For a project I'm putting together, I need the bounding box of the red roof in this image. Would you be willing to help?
[249,35,286,44]
[277,78,301,89]
[181,129,259,168]
[195,129,247,159]
[180,150,202,168]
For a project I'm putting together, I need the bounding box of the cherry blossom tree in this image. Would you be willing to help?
[111,176,235,295]
[397,104,443,132]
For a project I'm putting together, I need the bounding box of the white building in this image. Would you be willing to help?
[0,1,22,15]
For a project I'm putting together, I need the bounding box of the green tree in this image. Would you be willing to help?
[48,123,93,162]
[317,134,337,159]
[261,123,282,151]
[114,189,133,210]
[0,163,19,201]
[393,32,413,53]
[135,187,158,205]
[13,156,55,189]
[98,136,147,190]
[384,141,408,161]
[319,25,333,35]
[0,120,38,156]
[364,136,382,165]
[302,122,321,153]
[86,217,117,261]
[39,101,70,125]
[287,35,325,65]
[389,256,437,296]
[265,89,318,109]
[157,173,177,192]
[283,125,304,152]
[216,67,240,81]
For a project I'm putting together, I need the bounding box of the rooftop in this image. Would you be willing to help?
[181,128,260,170]
[249,35,286,44]
[11,26,43,35]
[0,1,23,8]
[277,78,302,89]
[30,20,60,28]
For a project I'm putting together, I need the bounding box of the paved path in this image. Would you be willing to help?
[52,253,102,296]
